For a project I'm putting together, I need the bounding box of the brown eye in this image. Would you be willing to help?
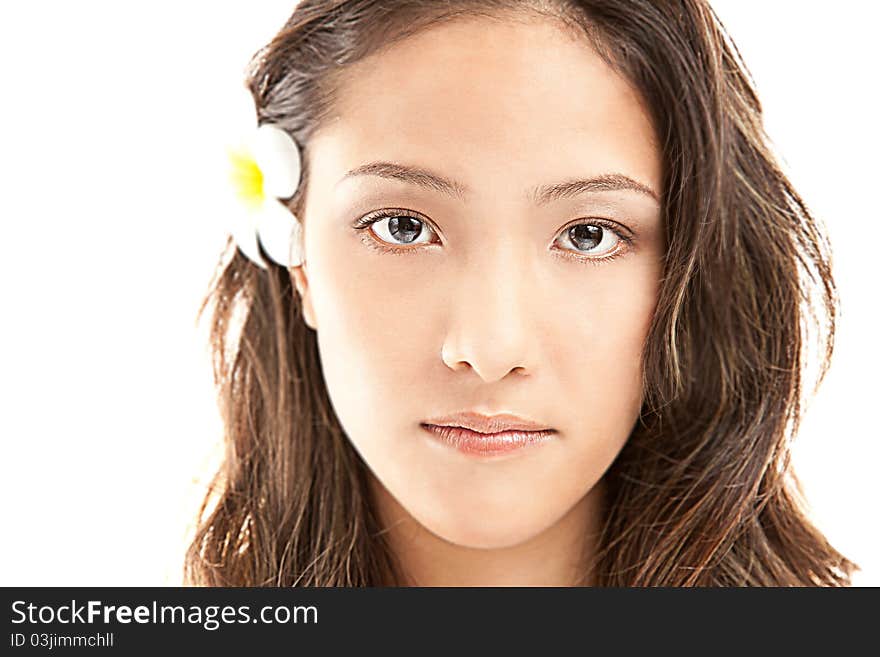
[557,222,622,257]
[381,215,425,244]
[360,211,438,246]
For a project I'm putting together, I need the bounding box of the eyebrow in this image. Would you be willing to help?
[337,161,660,205]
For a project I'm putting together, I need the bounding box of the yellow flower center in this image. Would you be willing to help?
[228,148,265,208]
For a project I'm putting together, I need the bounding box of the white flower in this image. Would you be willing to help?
[224,86,304,269]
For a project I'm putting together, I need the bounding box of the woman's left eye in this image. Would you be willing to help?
[554,221,631,259]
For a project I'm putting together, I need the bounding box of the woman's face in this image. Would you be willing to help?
[293,14,664,549]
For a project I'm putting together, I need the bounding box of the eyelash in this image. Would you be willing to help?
[352,208,635,265]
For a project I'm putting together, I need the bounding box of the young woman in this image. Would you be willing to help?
[185,0,857,586]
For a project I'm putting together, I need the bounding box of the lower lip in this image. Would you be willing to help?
[421,424,555,457]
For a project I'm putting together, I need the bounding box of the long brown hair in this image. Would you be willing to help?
[184,0,857,586]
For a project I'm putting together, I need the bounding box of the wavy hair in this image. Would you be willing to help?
[184,0,857,586]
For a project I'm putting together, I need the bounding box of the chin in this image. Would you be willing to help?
[416,506,550,550]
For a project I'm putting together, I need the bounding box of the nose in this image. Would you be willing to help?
[440,245,538,383]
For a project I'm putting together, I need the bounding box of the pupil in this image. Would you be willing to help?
[389,216,422,243]
[570,225,601,250]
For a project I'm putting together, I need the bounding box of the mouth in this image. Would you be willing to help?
[420,424,555,457]
[420,411,556,457]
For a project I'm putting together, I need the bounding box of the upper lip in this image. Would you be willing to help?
[422,411,554,434]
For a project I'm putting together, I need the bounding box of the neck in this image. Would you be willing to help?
[369,473,605,587]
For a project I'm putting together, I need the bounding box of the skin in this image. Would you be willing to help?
[290,12,664,586]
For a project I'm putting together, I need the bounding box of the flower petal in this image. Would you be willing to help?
[256,199,303,267]
[229,204,268,270]
[253,123,301,200]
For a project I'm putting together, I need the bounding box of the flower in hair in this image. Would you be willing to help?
[225,87,304,269]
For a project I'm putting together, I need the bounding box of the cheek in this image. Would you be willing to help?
[549,256,658,411]
[309,248,435,371]
[305,242,439,448]
[542,256,658,465]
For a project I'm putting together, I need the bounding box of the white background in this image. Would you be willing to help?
[0,1,876,585]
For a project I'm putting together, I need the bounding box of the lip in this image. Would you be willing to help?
[422,411,554,434]
[420,411,556,457]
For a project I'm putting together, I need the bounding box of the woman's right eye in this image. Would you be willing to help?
[355,211,439,248]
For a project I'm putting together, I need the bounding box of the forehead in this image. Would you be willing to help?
[310,13,661,196]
